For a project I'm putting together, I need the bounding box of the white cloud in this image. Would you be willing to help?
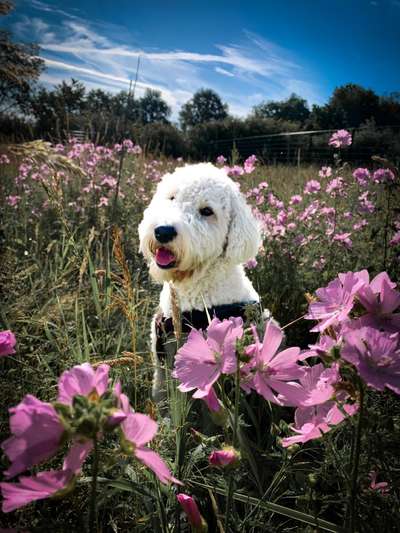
[215,67,235,77]
[12,10,323,118]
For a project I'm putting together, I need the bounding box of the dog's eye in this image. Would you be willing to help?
[199,206,214,217]
[169,196,175,201]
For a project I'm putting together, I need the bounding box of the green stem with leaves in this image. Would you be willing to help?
[347,383,365,533]
[224,352,241,531]
[88,435,99,533]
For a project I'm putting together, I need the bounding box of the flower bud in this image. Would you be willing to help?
[177,493,208,532]
[209,446,240,468]
[105,409,127,431]
[0,330,16,356]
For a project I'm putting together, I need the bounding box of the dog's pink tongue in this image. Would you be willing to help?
[155,247,176,266]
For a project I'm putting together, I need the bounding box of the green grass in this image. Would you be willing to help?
[0,145,399,532]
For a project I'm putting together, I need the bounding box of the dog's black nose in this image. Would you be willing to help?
[154,225,177,243]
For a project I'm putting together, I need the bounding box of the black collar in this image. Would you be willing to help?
[155,301,258,359]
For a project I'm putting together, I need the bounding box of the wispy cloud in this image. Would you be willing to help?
[215,67,235,77]
[12,3,323,118]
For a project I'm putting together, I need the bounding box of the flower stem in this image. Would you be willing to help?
[382,185,392,270]
[348,383,365,533]
[88,436,99,533]
[224,352,241,530]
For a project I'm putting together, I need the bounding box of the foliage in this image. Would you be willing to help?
[179,88,229,131]
[0,136,399,532]
[252,93,310,124]
[0,1,44,114]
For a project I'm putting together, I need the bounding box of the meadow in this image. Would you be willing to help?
[0,133,399,532]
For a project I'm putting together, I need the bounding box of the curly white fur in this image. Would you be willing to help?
[138,162,261,401]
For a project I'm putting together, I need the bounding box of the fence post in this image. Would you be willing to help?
[297,147,301,168]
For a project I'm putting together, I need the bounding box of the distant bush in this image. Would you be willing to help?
[134,122,187,158]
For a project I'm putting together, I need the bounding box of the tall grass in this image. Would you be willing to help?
[0,142,399,531]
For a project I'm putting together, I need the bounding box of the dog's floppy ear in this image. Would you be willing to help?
[225,190,261,264]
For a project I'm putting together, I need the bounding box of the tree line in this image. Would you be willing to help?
[1,0,400,162]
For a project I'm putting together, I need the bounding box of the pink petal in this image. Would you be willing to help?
[253,373,280,403]
[270,347,301,368]
[260,321,283,363]
[122,413,158,447]
[94,364,110,397]
[135,447,182,485]
[381,278,400,314]
[1,470,71,512]
[63,440,93,474]
[57,363,96,405]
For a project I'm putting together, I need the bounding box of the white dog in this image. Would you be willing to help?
[138,163,261,403]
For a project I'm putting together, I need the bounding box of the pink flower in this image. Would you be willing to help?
[353,219,368,231]
[328,129,352,148]
[358,191,375,214]
[209,446,239,467]
[356,272,400,332]
[282,399,357,447]
[6,195,21,207]
[319,166,332,178]
[243,321,305,406]
[333,232,352,249]
[216,155,227,165]
[193,387,221,412]
[297,363,340,406]
[326,177,344,195]
[304,180,321,194]
[1,441,92,512]
[1,395,65,479]
[227,165,244,177]
[172,317,243,397]
[289,195,302,205]
[303,335,337,360]
[390,231,400,246]
[98,196,109,207]
[0,330,16,356]
[245,258,258,269]
[353,168,370,186]
[306,272,365,332]
[57,363,110,405]
[132,145,142,155]
[369,471,389,494]
[373,168,395,184]
[0,154,10,164]
[101,175,117,188]
[244,155,257,174]
[342,327,400,395]
[312,256,326,271]
[177,494,206,531]
[121,413,181,485]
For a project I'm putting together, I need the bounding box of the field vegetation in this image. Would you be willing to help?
[0,133,399,532]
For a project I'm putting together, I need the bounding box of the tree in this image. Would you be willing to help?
[28,79,86,138]
[309,84,380,129]
[179,88,228,130]
[138,89,171,124]
[0,1,44,113]
[328,84,380,127]
[253,93,310,124]
[377,93,400,127]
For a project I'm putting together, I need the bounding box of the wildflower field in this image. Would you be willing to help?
[1,132,400,532]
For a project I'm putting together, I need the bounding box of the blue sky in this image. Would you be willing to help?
[4,0,400,119]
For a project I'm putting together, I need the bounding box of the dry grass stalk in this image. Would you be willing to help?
[169,282,182,343]
[110,226,141,407]
[92,354,142,369]
[79,226,96,287]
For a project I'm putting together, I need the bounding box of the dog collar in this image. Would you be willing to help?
[155,301,259,360]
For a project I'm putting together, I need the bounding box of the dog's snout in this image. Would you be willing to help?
[154,225,177,243]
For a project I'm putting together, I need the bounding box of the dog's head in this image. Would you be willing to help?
[138,163,261,283]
